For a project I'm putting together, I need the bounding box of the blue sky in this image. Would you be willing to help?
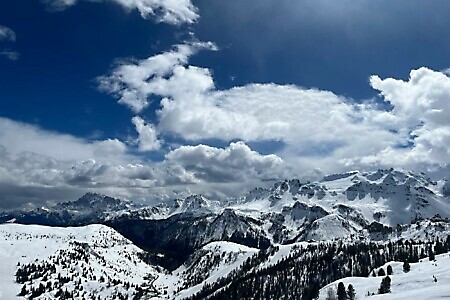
[1,0,450,208]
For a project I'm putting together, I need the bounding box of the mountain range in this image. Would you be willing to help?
[1,168,450,299]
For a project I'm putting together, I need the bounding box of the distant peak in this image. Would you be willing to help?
[322,171,359,182]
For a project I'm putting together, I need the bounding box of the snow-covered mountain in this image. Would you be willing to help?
[0,193,133,226]
[233,168,449,225]
[117,195,220,221]
[2,168,450,299]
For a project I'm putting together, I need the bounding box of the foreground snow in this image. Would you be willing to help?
[319,252,450,299]
[0,223,161,299]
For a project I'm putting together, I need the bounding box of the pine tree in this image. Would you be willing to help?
[18,285,27,297]
[387,265,393,275]
[403,261,410,273]
[347,284,356,300]
[310,282,320,300]
[377,268,386,276]
[378,276,391,294]
[429,246,435,261]
[337,282,346,300]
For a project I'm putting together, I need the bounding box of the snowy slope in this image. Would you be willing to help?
[318,252,450,299]
[0,224,162,299]
[153,241,259,300]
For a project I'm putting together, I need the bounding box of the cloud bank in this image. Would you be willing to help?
[4,33,450,209]
[362,68,450,169]
[100,43,450,176]
[4,0,450,208]
[0,117,288,208]
[4,62,450,208]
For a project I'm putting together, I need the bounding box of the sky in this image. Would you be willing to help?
[1,0,450,209]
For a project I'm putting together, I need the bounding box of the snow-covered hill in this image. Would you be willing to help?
[318,252,450,299]
[0,223,261,300]
[0,224,162,299]
[153,241,259,299]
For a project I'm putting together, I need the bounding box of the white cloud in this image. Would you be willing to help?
[165,141,290,183]
[42,0,77,10]
[370,67,450,129]
[100,44,450,176]
[100,43,398,173]
[98,42,216,113]
[360,67,450,169]
[0,118,165,207]
[131,116,161,151]
[0,117,289,208]
[42,0,198,24]
[0,25,16,42]
[4,66,450,208]
[0,117,128,162]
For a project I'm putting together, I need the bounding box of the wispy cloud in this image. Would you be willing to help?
[0,50,19,61]
[42,0,199,25]
[0,25,16,42]
[0,25,19,61]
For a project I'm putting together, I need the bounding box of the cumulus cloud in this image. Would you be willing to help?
[131,116,161,151]
[100,43,450,176]
[99,43,397,172]
[360,68,450,169]
[4,66,450,208]
[42,0,198,24]
[98,41,217,113]
[165,142,289,183]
